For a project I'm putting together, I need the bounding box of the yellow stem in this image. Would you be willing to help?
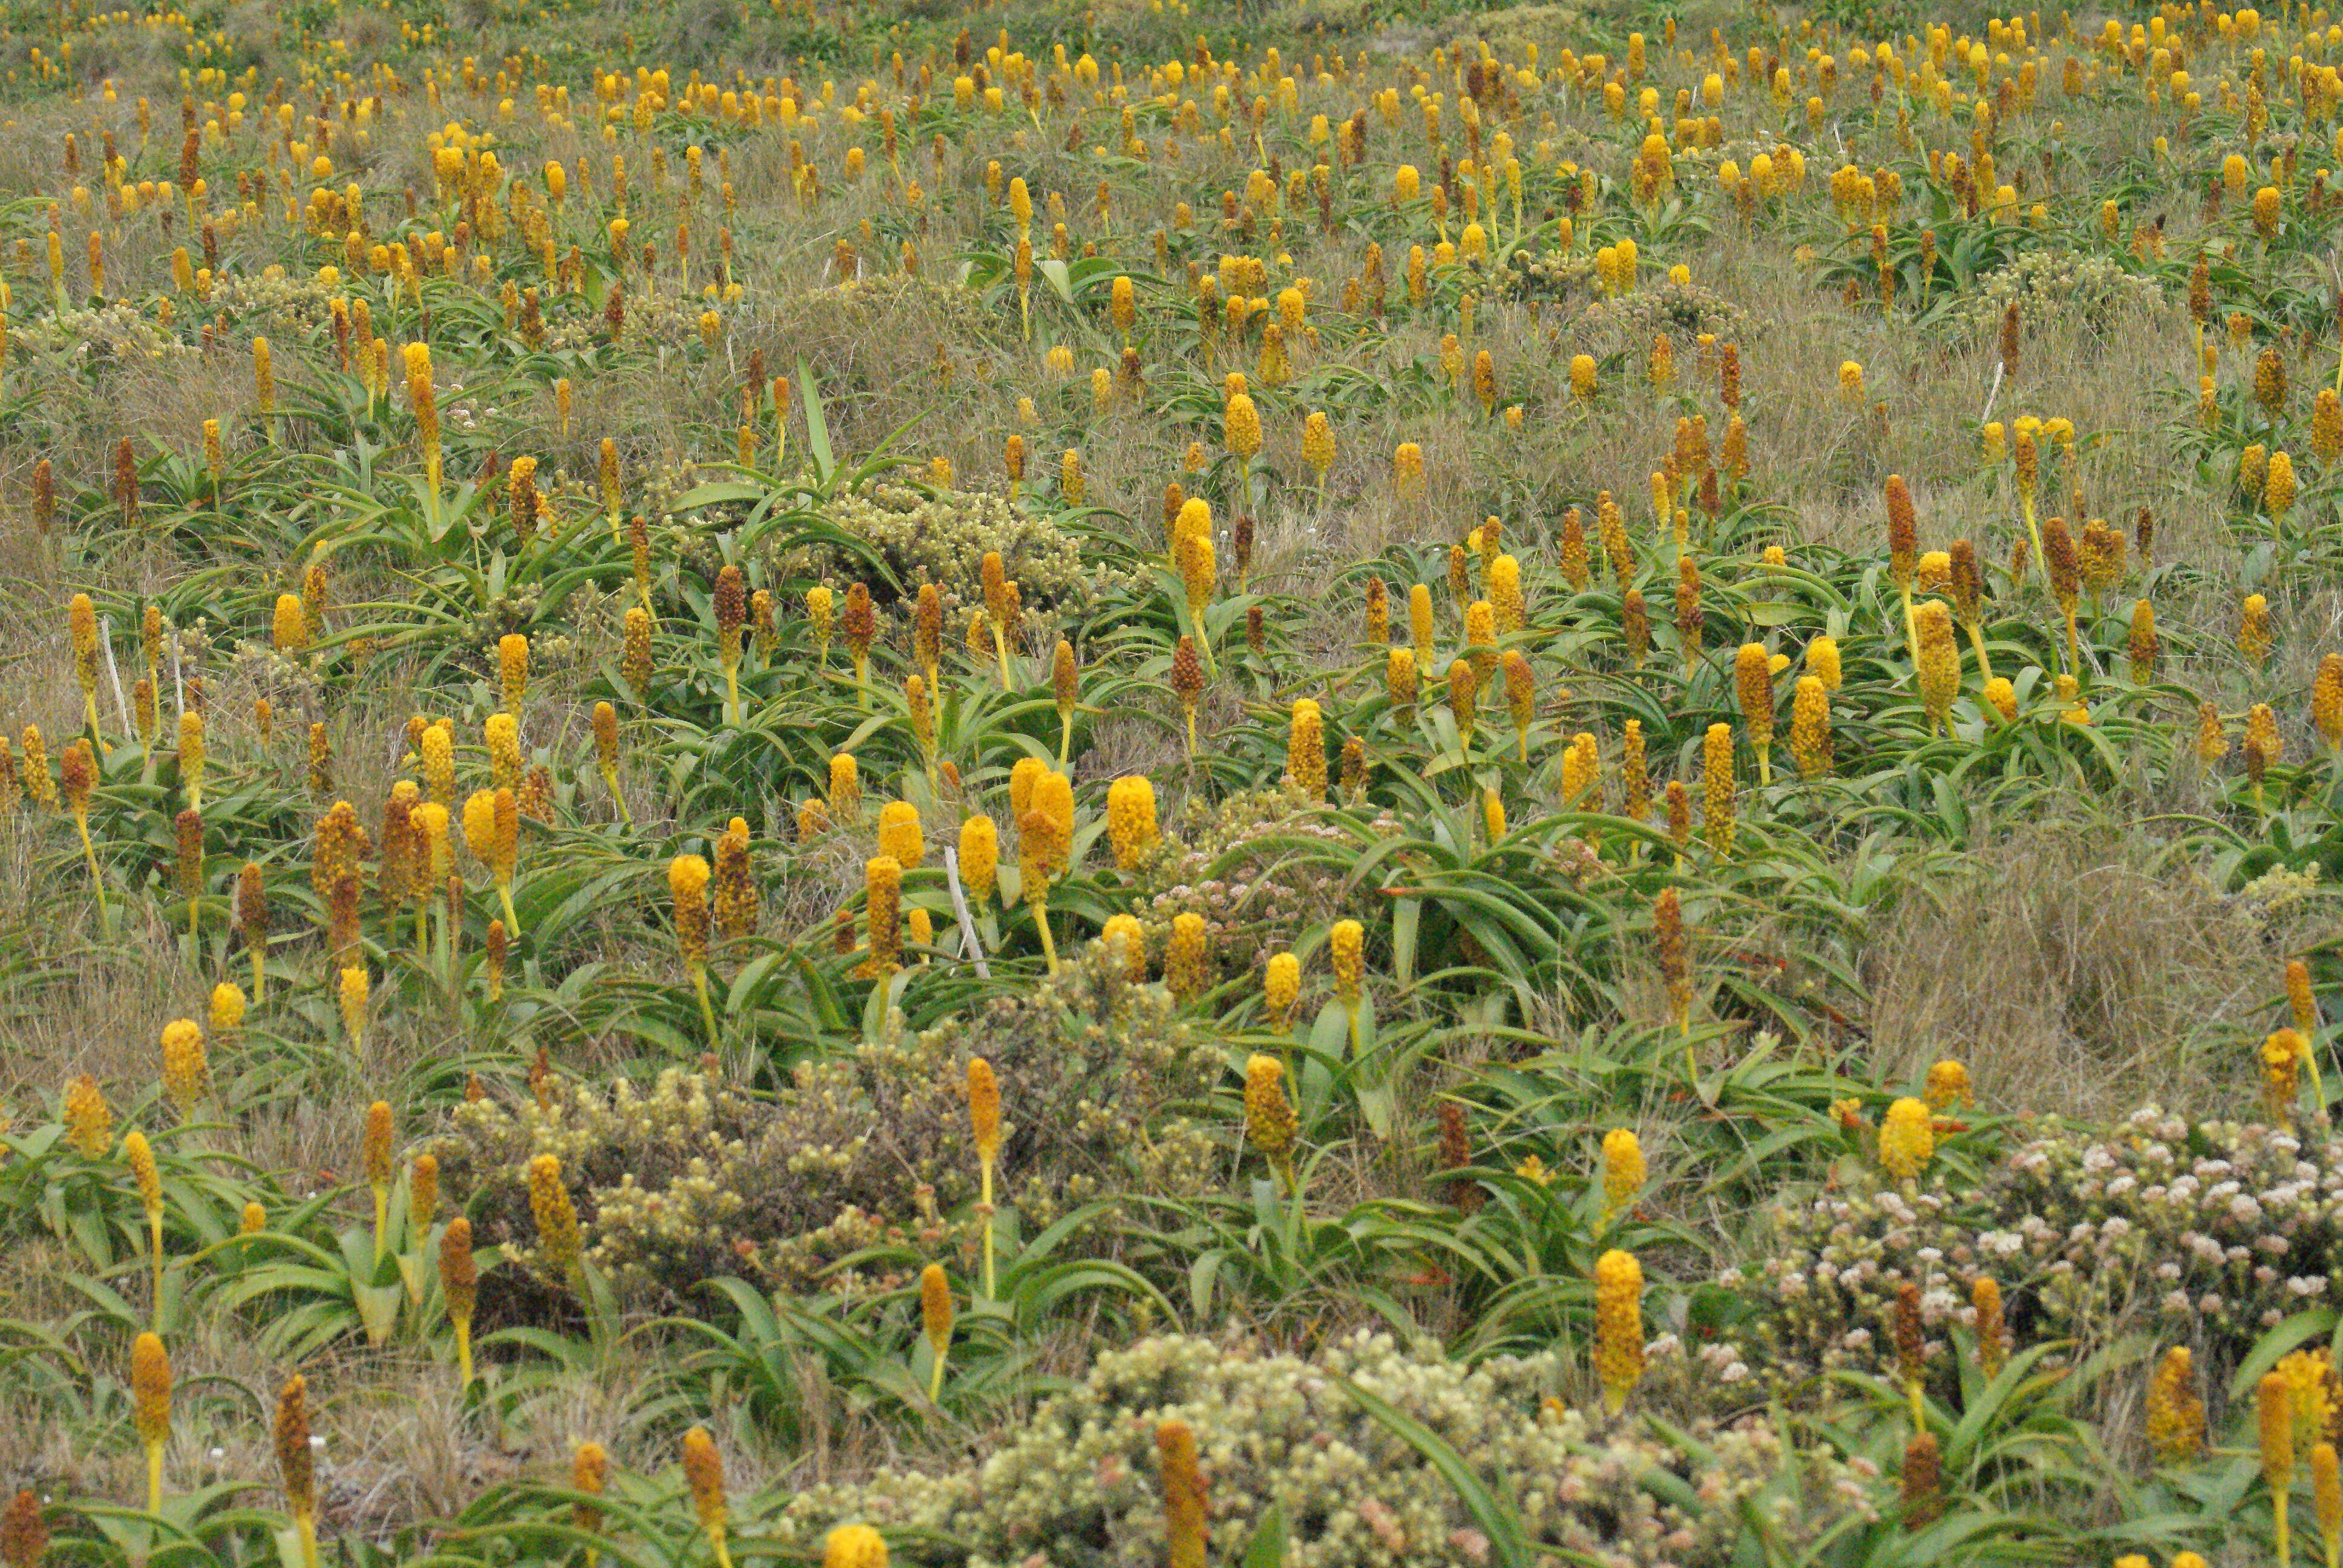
[149,1213,163,1327]
[707,1526,733,1568]
[146,1439,163,1514]
[1964,620,1994,684]
[296,1509,320,1568]
[1032,892,1059,975]
[454,1317,473,1390]
[980,1161,996,1301]
[76,814,105,916]
[497,880,522,941]
[373,1187,387,1266]
[691,965,719,1046]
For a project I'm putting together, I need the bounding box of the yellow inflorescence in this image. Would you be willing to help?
[1594,1248,1645,1414]
[1879,1097,1935,1181]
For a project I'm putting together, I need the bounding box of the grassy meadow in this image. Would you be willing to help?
[0,0,2339,1560]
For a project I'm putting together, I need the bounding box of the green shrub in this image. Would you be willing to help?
[428,942,1222,1303]
[775,1329,1874,1567]
[1719,1103,2343,1391]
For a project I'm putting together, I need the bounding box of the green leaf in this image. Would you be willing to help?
[1333,1376,1531,1568]
[1242,1501,1288,1568]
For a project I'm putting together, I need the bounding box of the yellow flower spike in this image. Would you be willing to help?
[681,1427,732,1568]
[125,1128,162,1318]
[497,633,528,720]
[363,1099,393,1261]
[978,553,1015,690]
[1789,677,1832,778]
[669,854,716,1040]
[571,1443,608,1557]
[60,740,100,909]
[805,585,835,668]
[1879,1097,1935,1182]
[1262,952,1302,1034]
[527,1153,582,1281]
[2315,1443,2342,1568]
[714,565,747,720]
[1385,647,1418,716]
[1599,1129,1644,1232]
[1806,635,1841,693]
[275,1375,319,1568]
[1244,1053,1299,1192]
[841,581,876,710]
[339,965,369,1053]
[2266,1028,2310,1129]
[1100,913,1149,983]
[410,1154,437,1233]
[913,584,943,694]
[2266,1371,2298,1568]
[1700,723,1735,856]
[965,1056,1002,1295]
[1489,554,1524,633]
[863,857,903,978]
[823,1524,888,1568]
[1393,441,1424,503]
[2315,654,2343,759]
[1016,794,1069,975]
[2291,959,2320,1035]
[68,592,100,737]
[915,1261,956,1400]
[1734,642,1775,782]
[1161,912,1210,1004]
[1407,583,1435,669]
[1151,1419,1210,1568]
[871,800,922,869]
[1106,776,1158,871]
[1008,757,1046,826]
[592,702,630,823]
[161,1019,208,1109]
[1972,1276,2008,1379]
[1447,659,1477,746]
[828,753,862,824]
[440,1216,476,1390]
[132,1330,171,1512]
[1594,1249,1645,1415]
[1224,390,1260,463]
[1302,411,1334,498]
[1915,601,1961,736]
[1286,700,1326,802]
[1924,1059,1971,1110]
[1050,639,1079,762]
[485,711,520,791]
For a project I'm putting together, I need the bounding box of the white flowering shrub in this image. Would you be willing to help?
[1719,1105,2343,1387]
[428,946,1221,1304]
[1124,786,1400,978]
[773,1330,1875,1567]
